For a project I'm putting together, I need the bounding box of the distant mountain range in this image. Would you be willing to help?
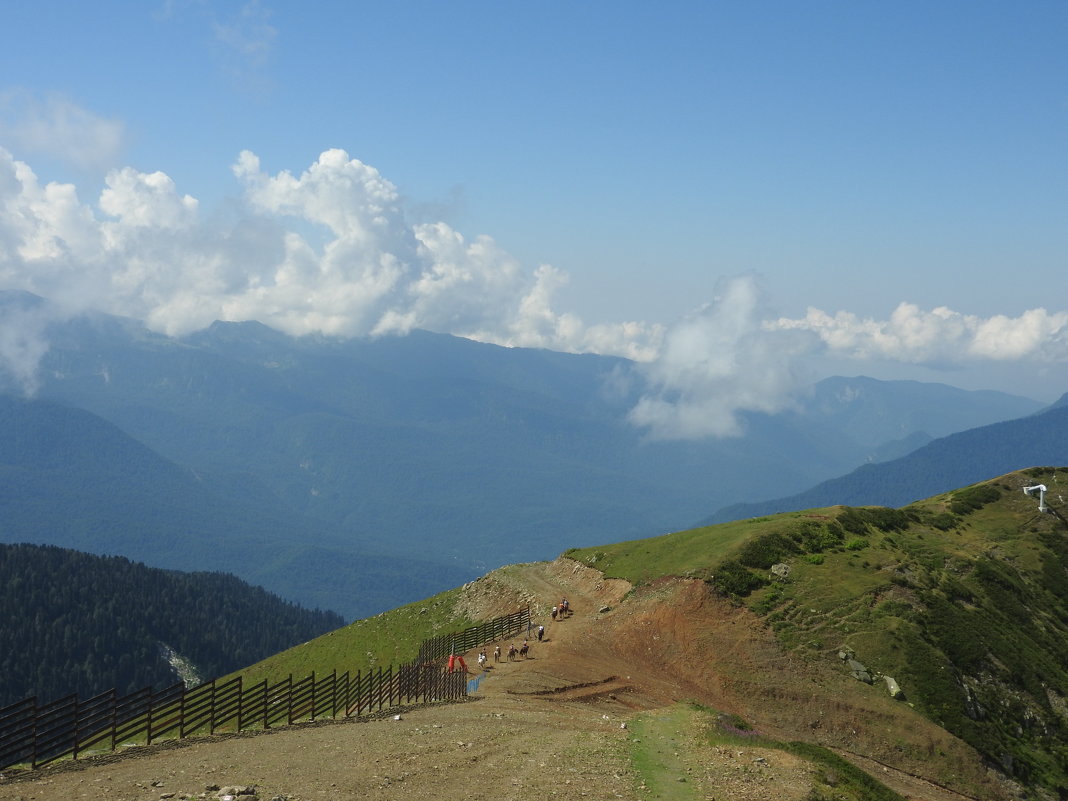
[0,394,474,620]
[0,292,1049,617]
[706,397,1068,524]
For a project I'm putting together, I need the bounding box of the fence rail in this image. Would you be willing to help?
[0,606,528,772]
[416,606,531,663]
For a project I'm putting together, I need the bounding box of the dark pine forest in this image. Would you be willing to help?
[0,543,344,707]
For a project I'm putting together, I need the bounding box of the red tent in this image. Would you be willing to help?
[446,654,468,673]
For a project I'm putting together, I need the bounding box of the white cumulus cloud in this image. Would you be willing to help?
[0,301,52,395]
[771,303,1068,364]
[1,142,1065,432]
[628,275,818,439]
[0,146,660,388]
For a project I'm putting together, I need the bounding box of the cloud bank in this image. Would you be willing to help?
[771,304,1068,364]
[0,92,124,172]
[628,275,817,438]
[0,146,661,385]
[0,145,1065,435]
[627,289,1068,440]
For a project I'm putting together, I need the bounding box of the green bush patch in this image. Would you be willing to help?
[949,484,1001,516]
[713,560,766,597]
[738,531,800,569]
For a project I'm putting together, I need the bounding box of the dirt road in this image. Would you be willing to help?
[0,559,998,801]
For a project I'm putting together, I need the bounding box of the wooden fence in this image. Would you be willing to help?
[0,606,529,772]
[417,606,531,663]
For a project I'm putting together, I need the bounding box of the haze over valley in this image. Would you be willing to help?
[2,6,1068,798]
[0,288,1056,618]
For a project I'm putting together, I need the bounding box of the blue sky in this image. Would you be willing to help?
[0,1,1066,431]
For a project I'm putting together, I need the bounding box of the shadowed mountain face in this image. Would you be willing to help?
[0,394,474,620]
[0,296,1044,617]
[792,374,1046,452]
[706,396,1068,524]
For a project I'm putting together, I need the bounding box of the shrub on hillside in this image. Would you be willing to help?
[712,560,766,597]
[838,507,911,535]
[737,532,800,569]
[949,484,1002,516]
[929,512,958,531]
[790,520,844,553]
[1025,466,1067,478]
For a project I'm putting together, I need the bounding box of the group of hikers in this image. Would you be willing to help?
[464,597,572,674]
[550,597,571,621]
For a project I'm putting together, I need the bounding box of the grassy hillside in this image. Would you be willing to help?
[571,466,1068,793]
[231,466,1068,795]
[231,585,477,687]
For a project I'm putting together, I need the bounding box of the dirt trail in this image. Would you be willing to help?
[0,558,1001,801]
[0,560,640,801]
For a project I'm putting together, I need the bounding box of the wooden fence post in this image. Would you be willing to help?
[287,674,295,726]
[359,670,366,716]
[110,691,117,752]
[336,671,346,719]
[209,679,218,735]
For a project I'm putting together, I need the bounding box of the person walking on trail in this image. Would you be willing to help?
[493,644,501,663]
[551,606,558,621]
[537,625,544,641]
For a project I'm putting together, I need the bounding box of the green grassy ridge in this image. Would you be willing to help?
[231,586,476,687]
[628,703,904,801]
[572,467,1068,794]
[230,466,1068,794]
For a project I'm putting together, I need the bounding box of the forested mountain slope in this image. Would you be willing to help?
[0,543,344,707]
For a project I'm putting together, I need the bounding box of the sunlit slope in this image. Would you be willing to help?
[234,466,1068,794]
[231,585,476,688]
[571,465,1068,793]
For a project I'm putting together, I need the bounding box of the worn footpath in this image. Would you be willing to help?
[0,558,993,801]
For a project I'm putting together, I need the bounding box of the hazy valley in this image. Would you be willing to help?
[0,295,1049,619]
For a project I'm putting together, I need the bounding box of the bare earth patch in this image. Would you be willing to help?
[0,558,1006,801]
